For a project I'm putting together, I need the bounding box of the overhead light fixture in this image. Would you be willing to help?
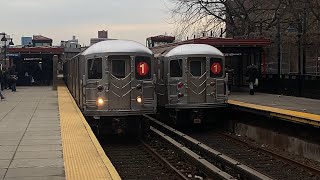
[1,35,7,42]
[9,39,14,46]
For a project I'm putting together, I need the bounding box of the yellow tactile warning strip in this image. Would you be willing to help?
[58,85,121,180]
[228,100,320,127]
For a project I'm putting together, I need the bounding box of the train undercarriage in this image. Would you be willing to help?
[157,106,227,128]
[86,115,150,137]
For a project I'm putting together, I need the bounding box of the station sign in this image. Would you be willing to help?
[24,58,42,61]
[7,53,20,57]
[224,53,242,57]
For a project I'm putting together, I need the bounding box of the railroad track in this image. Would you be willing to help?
[102,136,217,180]
[144,114,320,180]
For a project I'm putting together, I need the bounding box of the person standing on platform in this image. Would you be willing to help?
[246,64,258,95]
[225,65,234,94]
[0,68,5,100]
[0,68,4,91]
[9,65,18,92]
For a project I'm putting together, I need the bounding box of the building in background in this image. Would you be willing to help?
[32,35,52,47]
[98,30,108,38]
[90,30,109,45]
[61,36,81,60]
[21,37,32,46]
[146,35,175,48]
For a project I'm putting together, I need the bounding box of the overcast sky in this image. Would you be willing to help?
[1,0,174,46]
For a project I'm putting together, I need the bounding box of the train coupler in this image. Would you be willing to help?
[190,109,204,124]
[112,118,127,135]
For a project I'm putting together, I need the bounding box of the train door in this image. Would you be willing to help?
[85,57,103,109]
[168,59,183,104]
[108,55,131,110]
[79,56,85,110]
[157,57,167,105]
[75,57,80,105]
[187,57,207,103]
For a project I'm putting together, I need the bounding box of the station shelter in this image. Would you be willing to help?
[7,47,63,85]
[150,37,271,88]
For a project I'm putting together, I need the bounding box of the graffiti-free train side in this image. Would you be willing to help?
[63,40,156,135]
[154,44,228,126]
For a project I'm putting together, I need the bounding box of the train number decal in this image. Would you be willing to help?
[211,63,221,74]
[137,62,149,76]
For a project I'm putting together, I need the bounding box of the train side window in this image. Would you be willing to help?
[190,61,202,76]
[170,59,182,77]
[112,60,126,78]
[88,58,102,79]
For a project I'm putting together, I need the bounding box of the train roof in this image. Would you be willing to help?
[164,44,223,57]
[82,40,153,56]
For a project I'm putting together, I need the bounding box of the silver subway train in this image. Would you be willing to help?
[63,40,156,134]
[155,44,228,126]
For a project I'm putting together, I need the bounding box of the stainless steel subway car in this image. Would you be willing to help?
[63,40,156,134]
[155,44,228,126]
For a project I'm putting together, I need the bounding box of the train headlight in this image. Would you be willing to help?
[136,96,142,103]
[97,98,104,106]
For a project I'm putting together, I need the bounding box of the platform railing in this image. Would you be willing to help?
[257,74,320,99]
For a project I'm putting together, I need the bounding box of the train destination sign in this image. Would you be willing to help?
[137,62,149,76]
[211,62,221,74]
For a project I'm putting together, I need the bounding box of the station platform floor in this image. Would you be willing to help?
[0,86,120,180]
[228,91,320,127]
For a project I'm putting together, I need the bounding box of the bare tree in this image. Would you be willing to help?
[169,0,308,38]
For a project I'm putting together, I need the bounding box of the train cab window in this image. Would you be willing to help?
[190,61,203,76]
[112,60,126,78]
[170,59,182,77]
[88,58,102,79]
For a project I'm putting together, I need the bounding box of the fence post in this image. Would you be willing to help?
[52,55,58,90]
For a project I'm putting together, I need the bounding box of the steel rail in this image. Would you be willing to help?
[150,127,235,180]
[221,132,320,177]
[144,114,273,180]
[140,140,189,180]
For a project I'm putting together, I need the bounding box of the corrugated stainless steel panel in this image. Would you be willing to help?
[108,73,132,110]
[187,72,207,104]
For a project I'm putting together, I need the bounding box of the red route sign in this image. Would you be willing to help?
[211,63,222,74]
[137,62,149,76]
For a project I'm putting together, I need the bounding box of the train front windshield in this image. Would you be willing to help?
[170,59,182,77]
[88,58,102,79]
[188,57,206,77]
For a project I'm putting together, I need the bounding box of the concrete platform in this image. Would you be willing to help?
[0,87,64,180]
[0,86,121,180]
[228,92,320,127]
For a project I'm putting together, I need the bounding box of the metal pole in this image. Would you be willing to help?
[302,9,307,75]
[52,55,58,90]
[298,18,303,75]
[4,44,6,67]
[277,15,281,78]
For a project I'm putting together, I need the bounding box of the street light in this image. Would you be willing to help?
[1,33,14,67]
